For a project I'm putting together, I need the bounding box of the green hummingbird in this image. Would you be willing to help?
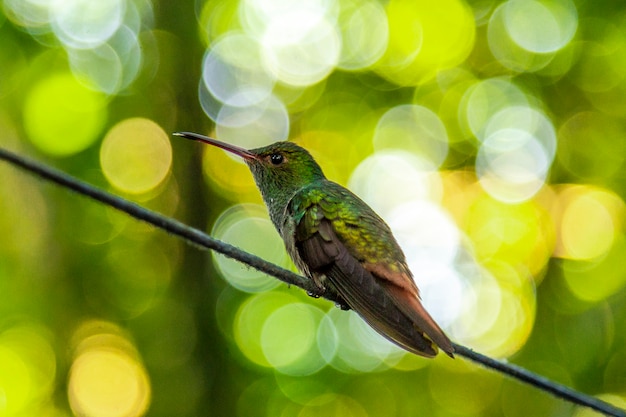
[175,132,454,358]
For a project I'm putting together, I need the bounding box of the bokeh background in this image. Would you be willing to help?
[0,0,625,416]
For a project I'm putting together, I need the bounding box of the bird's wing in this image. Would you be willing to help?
[288,181,453,358]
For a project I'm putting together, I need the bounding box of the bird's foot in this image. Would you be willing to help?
[336,301,350,311]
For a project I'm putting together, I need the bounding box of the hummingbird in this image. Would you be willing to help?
[175,132,454,358]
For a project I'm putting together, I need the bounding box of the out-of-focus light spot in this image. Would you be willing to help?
[474,106,557,203]
[387,201,463,327]
[262,18,340,87]
[273,374,331,407]
[536,41,577,78]
[449,259,536,358]
[198,81,222,122]
[100,118,172,194]
[0,345,30,415]
[472,0,497,25]
[473,263,535,357]
[199,0,240,44]
[215,287,247,341]
[202,33,275,107]
[429,359,501,414]
[570,20,626,93]
[212,204,288,293]
[325,308,405,373]
[3,0,51,31]
[503,0,577,54]
[239,0,339,38]
[24,73,107,156]
[348,150,442,219]
[297,91,378,157]
[417,259,466,330]
[215,95,290,149]
[72,198,127,245]
[561,235,626,303]
[389,202,460,265]
[460,78,529,140]
[297,130,367,186]
[50,0,124,49]
[102,243,174,318]
[375,0,475,85]
[7,0,151,94]
[465,195,555,277]
[68,320,150,417]
[604,351,626,392]
[556,185,624,261]
[239,0,341,87]
[67,25,143,94]
[435,70,477,145]
[298,393,369,417]
[317,312,339,365]
[377,2,423,71]
[557,112,626,179]
[0,324,56,416]
[440,169,480,225]
[337,0,388,71]
[585,77,626,118]
[261,303,327,375]
[476,128,551,203]
[373,105,449,167]
[274,81,326,114]
[451,265,502,342]
[201,143,260,201]
[484,106,557,159]
[69,350,150,417]
[487,0,577,73]
[488,2,555,73]
[234,292,300,368]
[199,82,289,150]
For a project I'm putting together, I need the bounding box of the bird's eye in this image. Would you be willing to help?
[269,153,284,165]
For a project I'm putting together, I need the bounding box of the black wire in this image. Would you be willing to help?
[453,344,625,416]
[1,147,624,417]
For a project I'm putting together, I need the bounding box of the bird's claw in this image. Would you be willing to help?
[306,290,322,299]
[337,302,350,311]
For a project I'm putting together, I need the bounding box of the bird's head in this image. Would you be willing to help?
[174,132,326,212]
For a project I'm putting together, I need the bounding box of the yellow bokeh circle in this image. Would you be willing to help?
[376,0,475,85]
[555,185,625,260]
[233,292,300,368]
[100,118,172,194]
[69,349,151,417]
[68,320,151,417]
[23,72,107,156]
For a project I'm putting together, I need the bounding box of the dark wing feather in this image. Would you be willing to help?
[299,219,439,357]
[288,181,453,358]
[324,224,440,357]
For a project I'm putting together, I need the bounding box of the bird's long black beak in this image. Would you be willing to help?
[173,132,257,161]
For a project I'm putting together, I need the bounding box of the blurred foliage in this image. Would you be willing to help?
[0,0,626,416]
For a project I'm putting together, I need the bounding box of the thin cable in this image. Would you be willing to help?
[453,344,625,416]
[0,147,624,417]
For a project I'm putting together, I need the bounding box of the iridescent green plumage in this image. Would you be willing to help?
[176,133,454,358]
